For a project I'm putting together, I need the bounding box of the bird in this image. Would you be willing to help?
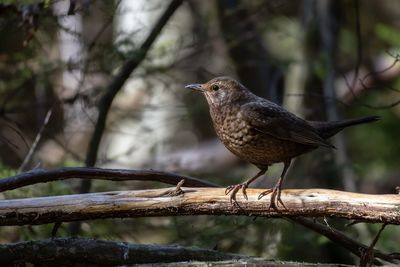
[185,76,379,209]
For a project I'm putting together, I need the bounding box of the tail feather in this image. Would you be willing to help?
[309,116,380,139]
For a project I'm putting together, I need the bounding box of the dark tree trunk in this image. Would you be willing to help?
[216,0,284,103]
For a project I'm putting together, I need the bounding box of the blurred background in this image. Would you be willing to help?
[1,0,400,264]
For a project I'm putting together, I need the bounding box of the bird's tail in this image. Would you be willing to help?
[309,116,380,139]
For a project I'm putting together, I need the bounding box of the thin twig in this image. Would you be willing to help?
[18,109,53,173]
[359,223,388,267]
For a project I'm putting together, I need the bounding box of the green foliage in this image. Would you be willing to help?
[346,93,400,173]
[0,165,17,179]
[375,23,400,47]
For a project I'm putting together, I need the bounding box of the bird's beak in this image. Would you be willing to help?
[185,83,204,92]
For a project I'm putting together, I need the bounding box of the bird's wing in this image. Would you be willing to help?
[240,102,333,148]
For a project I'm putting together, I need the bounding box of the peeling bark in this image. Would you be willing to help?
[0,187,399,226]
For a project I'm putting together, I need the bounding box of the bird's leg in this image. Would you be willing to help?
[225,168,267,205]
[258,160,291,210]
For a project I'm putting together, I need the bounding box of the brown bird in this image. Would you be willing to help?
[185,77,379,208]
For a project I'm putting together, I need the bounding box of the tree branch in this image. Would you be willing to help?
[1,187,400,226]
[0,237,246,265]
[292,218,399,265]
[85,0,184,169]
[0,237,352,266]
[0,167,219,193]
[81,0,184,195]
[71,0,183,236]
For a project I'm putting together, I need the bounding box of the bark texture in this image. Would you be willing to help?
[0,187,399,226]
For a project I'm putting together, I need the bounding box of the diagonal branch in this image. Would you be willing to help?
[292,218,399,265]
[18,109,53,172]
[72,1,184,234]
[83,0,184,187]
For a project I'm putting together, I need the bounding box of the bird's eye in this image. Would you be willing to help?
[211,84,219,91]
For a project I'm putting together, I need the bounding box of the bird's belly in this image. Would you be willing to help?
[218,128,313,166]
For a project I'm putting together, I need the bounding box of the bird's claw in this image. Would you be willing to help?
[258,184,286,210]
[225,183,249,205]
[224,185,235,195]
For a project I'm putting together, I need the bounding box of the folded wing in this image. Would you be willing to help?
[240,102,334,148]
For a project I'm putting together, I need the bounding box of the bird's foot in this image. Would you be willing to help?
[258,184,286,210]
[225,183,249,205]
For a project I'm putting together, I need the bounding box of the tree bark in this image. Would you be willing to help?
[0,237,353,266]
[0,187,399,226]
[0,237,245,265]
[0,167,219,192]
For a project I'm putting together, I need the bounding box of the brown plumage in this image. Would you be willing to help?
[185,77,379,208]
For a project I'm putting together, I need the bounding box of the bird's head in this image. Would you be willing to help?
[185,77,249,107]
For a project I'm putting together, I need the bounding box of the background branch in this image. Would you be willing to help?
[69,0,183,236]
[81,0,184,192]
[18,109,52,172]
[0,167,218,193]
[0,237,353,267]
[0,237,246,265]
[292,218,399,265]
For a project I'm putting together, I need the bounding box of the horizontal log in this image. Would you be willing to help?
[0,187,399,226]
[0,237,353,266]
[0,237,245,265]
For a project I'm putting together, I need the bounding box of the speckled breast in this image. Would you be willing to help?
[210,106,314,167]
